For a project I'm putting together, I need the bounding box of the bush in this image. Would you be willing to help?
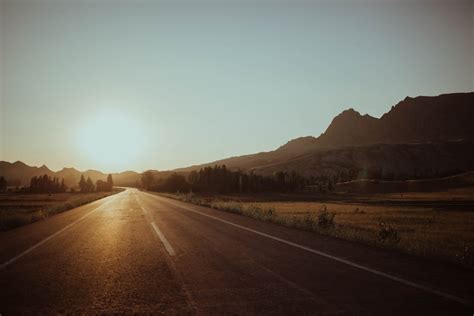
[263,207,275,218]
[302,212,316,230]
[181,192,199,203]
[317,206,335,228]
[377,222,400,245]
[242,205,276,220]
[456,244,473,266]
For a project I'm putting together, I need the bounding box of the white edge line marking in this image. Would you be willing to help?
[144,192,473,306]
[0,197,116,270]
[150,222,176,256]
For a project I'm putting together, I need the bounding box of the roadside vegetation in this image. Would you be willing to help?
[139,165,474,268]
[141,165,329,194]
[157,191,474,268]
[0,173,120,231]
[0,190,121,231]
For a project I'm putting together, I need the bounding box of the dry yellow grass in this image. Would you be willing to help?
[353,187,474,201]
[243,201,473,259]
[162,191,474,268]
[0,189,122,231]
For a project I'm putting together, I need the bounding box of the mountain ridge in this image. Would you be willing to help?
[0,161,144,188]
[1,92,473,184]
[174,92,474,173]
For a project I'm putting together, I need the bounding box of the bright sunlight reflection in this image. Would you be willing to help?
[76,111,145,171]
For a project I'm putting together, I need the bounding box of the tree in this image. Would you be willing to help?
[188,170,199,186]
[327,177,334,192]
[107,174,113,191]
[0,176,7,191]
[86,177,95,193]
[95,174,114,192]
[96,180,108,192]
[141,171,155,190]
[144,164,311,194]
[156,173,189,192]
[60,179,67,192]
[79,175,87,193]
[276,171,287,190]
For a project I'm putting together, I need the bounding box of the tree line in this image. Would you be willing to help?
[0,176,7,191]
[0,176,22,191]
[78,174,114,193]
[140,165,327,194]
[30,175,67,193]
[23,174,114,193]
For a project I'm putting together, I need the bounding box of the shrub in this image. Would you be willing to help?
[456,244,473,266]
[377,222,400,245]
[353,208,366,214]
[300,212,314,230]
[181,192,198,203]
[317,206,335,228]
[244,205,259,216]
[30,210,47,222]
[263,207,275,218]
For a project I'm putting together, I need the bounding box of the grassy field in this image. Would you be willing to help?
[159,189,474,268]
[0,189,122,231]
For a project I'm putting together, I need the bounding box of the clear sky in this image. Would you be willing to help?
[0,0,472,173]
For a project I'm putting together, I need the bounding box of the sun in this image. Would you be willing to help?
[76,111,145,171]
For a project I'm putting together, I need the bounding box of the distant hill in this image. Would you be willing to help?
[2,92,473,186]
[250,140,474,180]
[0,161,143,188]
[175,92,474,180]
[276,92,474,154]
[0,161,56,187]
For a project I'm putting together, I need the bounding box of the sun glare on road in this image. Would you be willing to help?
[76,111,145,170]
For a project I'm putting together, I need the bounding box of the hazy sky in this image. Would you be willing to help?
[1,0,472,173]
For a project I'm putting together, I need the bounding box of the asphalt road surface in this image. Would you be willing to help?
[0,188,473,315]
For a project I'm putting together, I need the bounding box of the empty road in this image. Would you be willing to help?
[0,188,473,314]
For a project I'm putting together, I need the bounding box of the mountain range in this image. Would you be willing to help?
[174,92,474,180]
[0,161,144,188]
[1,92,473,186]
